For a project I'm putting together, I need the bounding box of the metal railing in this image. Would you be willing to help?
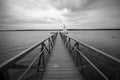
[0,32,58,80]
[60,32,120,80]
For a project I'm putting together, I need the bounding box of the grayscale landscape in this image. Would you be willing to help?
[0,0,120,80]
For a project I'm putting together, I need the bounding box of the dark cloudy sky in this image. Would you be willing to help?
[0,0,120,29]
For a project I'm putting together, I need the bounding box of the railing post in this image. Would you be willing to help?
[50,37,54,48]
[65,36,67,43]
[68,38,71,51]
[0,70,10,80]
[66,37,69,47]
[48,38,51,53]
[37,43,45,72]
[52,35,55,45]
[53,34,56,44]
[65,37,68,47]
[0,34,58,80]
[51,36,54,44]
[76,42,82,70]
[42,50,45,69]
[63,35,66,42]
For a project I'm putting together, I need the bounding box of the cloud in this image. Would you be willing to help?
[0,0,120,29]
[69,8,120,26]
[62,0,120,28]
[0,0,68,24]
[46,0,85,12]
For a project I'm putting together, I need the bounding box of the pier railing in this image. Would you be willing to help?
[0,32,58,80]
[60,32,120,80]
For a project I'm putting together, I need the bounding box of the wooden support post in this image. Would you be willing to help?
[68,38,71,51]
[65,36,67,43]
[63,35,65,42]
[52,36,54,44]
[37,43,44,72]
[76,42,83,70]
[0,70,10,80]
[37,54,42,72]
[50,37,54,48]
[64,35,66,42]
[65,37,68,47]
[52,35,55,45]
[76,53,79,66]
[68,38,70,48]
[48,38,51,53]
[42,52,45,70]
[53,35,55,43]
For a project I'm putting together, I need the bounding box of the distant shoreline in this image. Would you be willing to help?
[0,29,120,31]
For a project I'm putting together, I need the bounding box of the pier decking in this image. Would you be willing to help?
[0,32,120,80]
[42,34,83,80]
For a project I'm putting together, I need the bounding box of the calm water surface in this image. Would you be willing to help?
[68,30,120,59]
[0,31,51,64]
[0,30,120,64]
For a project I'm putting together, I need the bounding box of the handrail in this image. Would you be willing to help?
[60,33,120,64]
[70,37,120,64]
[70,43,109,80]
[18,47,45,80]
[60,32,120,80]
[0,32,58,80]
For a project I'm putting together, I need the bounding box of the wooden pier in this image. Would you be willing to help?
[42,34,82,80]
[0,32,120,80]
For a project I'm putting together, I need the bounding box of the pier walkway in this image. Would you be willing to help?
[42,34,83,80]
[0,32,120,80]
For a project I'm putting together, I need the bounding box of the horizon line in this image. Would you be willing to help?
[0,28,120,31]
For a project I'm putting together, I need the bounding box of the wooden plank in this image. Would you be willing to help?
[42,34,83,80]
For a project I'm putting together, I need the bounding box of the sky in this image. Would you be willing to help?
[0,0,120,29]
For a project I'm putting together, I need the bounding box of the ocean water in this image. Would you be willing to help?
[0,31,52,64]
[68,30,120,59]
[0,30,120,65]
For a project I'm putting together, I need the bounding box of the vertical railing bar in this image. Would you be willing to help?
[42,52,45,70]
[0,33,57,80]
[69,36,120,64]
[50,37,54,48]
[37,42,44,72]
[18,33,58,80]
[48,38,51,52]
[18,48,45,80]
[37,54,42,72]
[60,33,110,80]
[70,40,109,80]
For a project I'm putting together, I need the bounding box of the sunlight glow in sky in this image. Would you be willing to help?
[0,0,120,29]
